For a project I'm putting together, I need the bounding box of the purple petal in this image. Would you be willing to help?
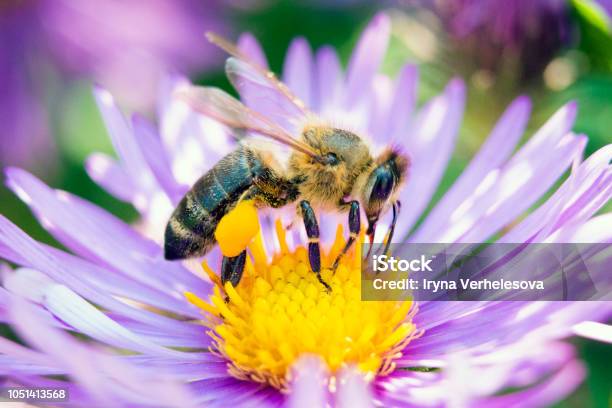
[2,267,55,304]
[513,102,577,162]
[6,167,156,257]
[93,86,158,195]
[85,153,137,203]
[122,352,222,363]
[238,32,269,68]
[213,388,282,408]
[0,355,64,376]
[314,46,343,114]
[517,145,612,242]
[474,360,585,408]
[375,369,444,407]
[189,377,275,407]
[1,237,200,318]
[42,285,188,357]
[335,366,374,408]
[107,314,210,349]
[380,340,583,407]
[393,79,466,241]
[5,168,210,296]
[132,114,187,204]
[0,215,202,334]
[286,356,330,408]
[283,37,314,108]
[414,95,531,240]
[448,134,586,243]
[403,301,612,365]
[0,280,69,329]
[9,297,196,406]
[157,73,190,133]
[121,354,228,381]
[0,268,12,320]
[387,64,419,143]
[367,74,394,139]
[414,101,578,242]
[345,12,391,107]
[160,78,236,186]
[573,321,612,343]
[559,213,612,244]
[0,335,57,368]
[8,297,131,406]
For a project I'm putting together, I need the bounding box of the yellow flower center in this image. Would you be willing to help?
[186,206,420,391]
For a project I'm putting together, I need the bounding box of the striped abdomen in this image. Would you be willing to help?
[164,147,263,260]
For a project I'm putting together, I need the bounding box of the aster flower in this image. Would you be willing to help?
[1,12,612,407]
[0,0,225,168]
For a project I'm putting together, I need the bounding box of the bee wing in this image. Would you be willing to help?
[207,32,313,132]
[176,86,321,159]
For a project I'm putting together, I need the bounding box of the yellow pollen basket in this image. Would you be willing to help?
[187,217,420,391]
[214,200,260,257]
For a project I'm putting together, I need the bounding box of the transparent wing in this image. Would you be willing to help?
[175,86,320,159]
[207,32,314,132]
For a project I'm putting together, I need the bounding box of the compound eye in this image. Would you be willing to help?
[324,152,340,166]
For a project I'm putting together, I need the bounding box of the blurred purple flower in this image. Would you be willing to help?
[433,0,572,79]
[1,13,612,407]
[0,0,225,168]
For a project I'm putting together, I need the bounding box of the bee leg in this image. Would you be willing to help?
[221,249,247,293]
[332,200,360,272]
[366,222,377,260]
[381,201,401,256]
[299,200,331,292]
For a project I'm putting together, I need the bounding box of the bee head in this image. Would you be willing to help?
[361,149,410,240]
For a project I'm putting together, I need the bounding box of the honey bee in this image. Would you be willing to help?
[164,33,410,290]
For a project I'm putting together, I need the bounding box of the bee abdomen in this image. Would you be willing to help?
[164,147,262,260]
[164,193,215,260]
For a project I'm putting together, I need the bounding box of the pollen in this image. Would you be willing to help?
[188,221,421,391]
[214,200,260,257]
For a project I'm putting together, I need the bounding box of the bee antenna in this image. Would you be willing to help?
[205,31,222,44]
[205,32,243,59]
[204,31,251,68]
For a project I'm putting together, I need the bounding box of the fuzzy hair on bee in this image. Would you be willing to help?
[288,125,373,210]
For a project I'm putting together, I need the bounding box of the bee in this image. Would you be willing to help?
[164,33,410,290]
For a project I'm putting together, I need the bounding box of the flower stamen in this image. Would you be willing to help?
[187,220,422,391]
